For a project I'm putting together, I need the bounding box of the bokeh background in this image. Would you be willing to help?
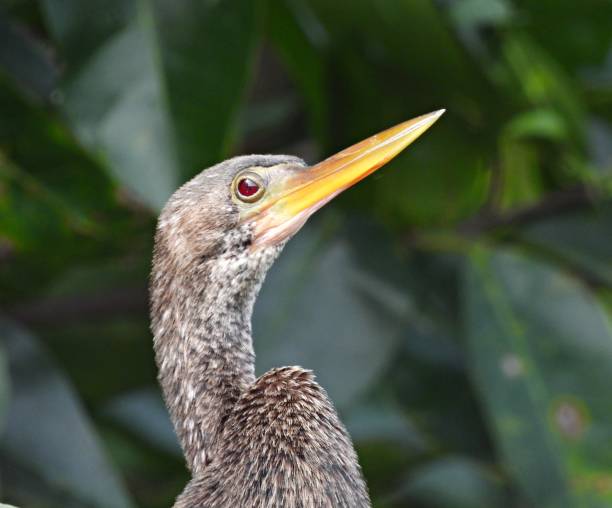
[1,0,612,507]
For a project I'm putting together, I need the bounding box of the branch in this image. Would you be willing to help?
[457,185,597,235]
[7,286,148,326]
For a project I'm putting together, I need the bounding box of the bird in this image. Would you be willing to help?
[149,110,444,507]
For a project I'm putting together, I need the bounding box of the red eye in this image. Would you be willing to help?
[237,178,259,197]
[234,174,264,202]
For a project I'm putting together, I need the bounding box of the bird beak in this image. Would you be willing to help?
[251,109,445,247]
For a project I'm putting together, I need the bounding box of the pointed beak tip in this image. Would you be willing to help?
[392,108,446,148]
[428,108,446,123]
[250,109,446,247]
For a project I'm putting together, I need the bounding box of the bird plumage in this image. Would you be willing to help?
[150,155,370,507]
[150,112,443,507]
[175,367,369,507]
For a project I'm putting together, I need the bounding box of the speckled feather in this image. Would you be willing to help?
[150,155,370,507]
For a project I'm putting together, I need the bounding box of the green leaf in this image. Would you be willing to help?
[514,0,612,72]
[40,0,263,209]
[450,0,513,29]
[0,318,134,508]
[0,342,9,435]
[254,217,408,408]
[308,0,487,99]
[0,74,144,302]
[0,7,58,99]
[295,1,495,227]
[521,205,612,287]
[268,0,329,147]
[463,247,612,507]
[497,135,543,210]
[398,456,509,508]
[104,388,180,457]
[587,119,612,182]
[502,34,585,144]
[0,76,117,223]
[448,0,514,58]
[505,109,569,142]
[344,397,426,451]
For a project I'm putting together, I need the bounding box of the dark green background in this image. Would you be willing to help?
[1,1,612,507]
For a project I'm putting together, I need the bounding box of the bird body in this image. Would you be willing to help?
[176,367,369,507]
[150,113,443,506]
[151,156,369,506]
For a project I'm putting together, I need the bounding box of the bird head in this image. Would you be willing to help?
[155,110,444,273]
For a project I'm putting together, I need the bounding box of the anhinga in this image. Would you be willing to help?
[150,110,444,507]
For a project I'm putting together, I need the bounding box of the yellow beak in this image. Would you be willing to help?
[251,109,445,247]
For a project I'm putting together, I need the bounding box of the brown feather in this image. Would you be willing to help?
[150,155,370,507]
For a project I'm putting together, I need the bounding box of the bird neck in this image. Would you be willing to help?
[150,235,281,475]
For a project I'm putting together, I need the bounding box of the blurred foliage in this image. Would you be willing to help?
[1,0,612,507]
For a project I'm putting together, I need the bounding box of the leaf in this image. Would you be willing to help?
[253,217,408,408]
[397,456,508,508]
[450,0,513,29]
[308,0,486,98]
[0,342,9,435]
[448,0,514,58]
[0,76,117,223]
[299,1,494,227]
[587,118,612,180]
[0,318,134,508]
[40,0,263,209]
[502,34,585,144]
[0,7,58,99]
[521,204,612,286]
[344,397,426,452]
[514,0,612,72]
[104,388,181,457]
[268,0,329,147]
[505,109,569,142]
[463,247,612,507]
[498,134,543,210]
[0,73,142,303]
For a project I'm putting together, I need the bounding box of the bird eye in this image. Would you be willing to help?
[233,173,265,203]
